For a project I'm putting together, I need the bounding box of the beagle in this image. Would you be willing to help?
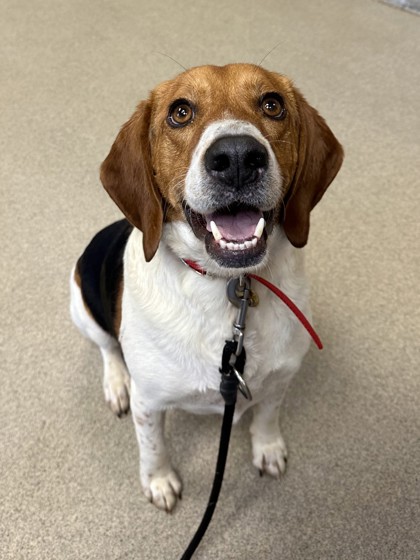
[70,63,343,512]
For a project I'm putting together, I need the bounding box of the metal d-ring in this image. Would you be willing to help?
[227,276,250,307]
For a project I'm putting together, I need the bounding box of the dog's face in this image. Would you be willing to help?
[100,64,343,270]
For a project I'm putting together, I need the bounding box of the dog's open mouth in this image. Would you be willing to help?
[184,203,274,268]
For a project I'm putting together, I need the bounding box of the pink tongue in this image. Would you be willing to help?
[206,209,262,241]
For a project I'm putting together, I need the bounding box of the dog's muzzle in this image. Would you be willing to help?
[184,135,278,269]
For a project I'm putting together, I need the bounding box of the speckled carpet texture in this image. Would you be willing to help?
[2,0,419,558]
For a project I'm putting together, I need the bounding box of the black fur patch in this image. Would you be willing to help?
[77,219,133,337]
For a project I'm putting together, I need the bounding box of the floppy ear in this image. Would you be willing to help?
[100,101,163,262]
[283,91,344,248]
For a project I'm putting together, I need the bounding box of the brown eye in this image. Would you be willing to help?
[260,93,286,120]
[167,99,195,127]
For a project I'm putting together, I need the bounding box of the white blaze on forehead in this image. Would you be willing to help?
[184,119,283,213]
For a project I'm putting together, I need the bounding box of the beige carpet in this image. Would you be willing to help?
[2,0,420,558]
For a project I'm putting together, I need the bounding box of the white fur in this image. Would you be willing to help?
[117,224,311,509]
[122,225,310,416]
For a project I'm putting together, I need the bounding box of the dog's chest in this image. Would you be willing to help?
[120,238,311,414]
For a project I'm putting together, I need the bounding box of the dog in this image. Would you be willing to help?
[70,63,343,512]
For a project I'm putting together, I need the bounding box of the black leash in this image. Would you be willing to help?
[179,401,235,560]
[180,366,237,558]
[180,278,253,560]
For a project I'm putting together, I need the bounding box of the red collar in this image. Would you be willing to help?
[181,259,209,275]
[180,258,323,350]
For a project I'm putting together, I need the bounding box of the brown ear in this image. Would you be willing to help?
[283,91,344,248]
[100,101,163,262]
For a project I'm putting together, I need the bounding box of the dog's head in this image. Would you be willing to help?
[100,63,343,272]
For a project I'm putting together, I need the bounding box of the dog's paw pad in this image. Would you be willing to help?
[143,470,182,512]
[104,371,131,417]
[252,437,288,479]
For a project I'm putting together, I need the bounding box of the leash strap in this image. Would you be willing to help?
[179,402,236,560]
[180,340,243,560]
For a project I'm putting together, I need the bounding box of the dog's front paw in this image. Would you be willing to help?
[103,368,131,417]
[142,469,182,512]
[252,436,288,479]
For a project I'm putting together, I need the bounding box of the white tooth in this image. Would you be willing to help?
[254,217,265,239]
[227,242,235,250]
[210,220,223,241]
[239,243,245,250]
[245,240,253,249]
[219,239,227,249]
[251,237,258,247]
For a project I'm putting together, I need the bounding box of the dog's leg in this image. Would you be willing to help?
[250,398,288,478]
[131,384,182,512]
[99,344,130,417]
[70,267,130,416]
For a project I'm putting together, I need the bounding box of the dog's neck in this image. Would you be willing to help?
[178,254,323,350]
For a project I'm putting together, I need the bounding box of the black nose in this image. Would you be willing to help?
[205,135,269,188]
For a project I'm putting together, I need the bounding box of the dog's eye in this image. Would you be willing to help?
[167,99,195,128]
[260,93,287,120]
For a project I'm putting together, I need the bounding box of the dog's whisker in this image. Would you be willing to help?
[255,39,288,68]
[153,51,188,72]
[279,197,288,226]
[263,135,293,146]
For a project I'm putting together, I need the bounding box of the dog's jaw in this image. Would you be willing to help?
[163,220,287,278]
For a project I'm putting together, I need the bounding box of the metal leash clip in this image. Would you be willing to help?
[232,366,252,401]
[226,275,254,400]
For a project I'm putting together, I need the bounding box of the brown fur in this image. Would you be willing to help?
[100,63,343,259]
[74,265,82,288]
[113,279,124,338]
[74,263,94,321]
